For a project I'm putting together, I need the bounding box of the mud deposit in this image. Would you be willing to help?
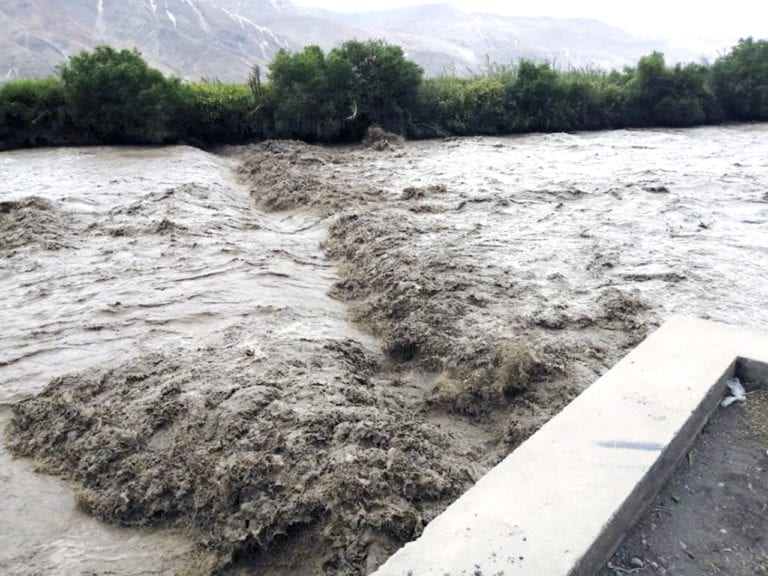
[0,408,199,576]
[2,125,768,575]
[600,388,768,576]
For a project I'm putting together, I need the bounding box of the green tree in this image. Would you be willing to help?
[267,45,351,141]
[631,51,668,123]
[712,37,768,120]
[59,46,182,143]
[247,64,263,99]
[505,61,563,131]
[330,40,423,137]
[628,53,715,127]
[412,76,471,136]
[653,64,717,126]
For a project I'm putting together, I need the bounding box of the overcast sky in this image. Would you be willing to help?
[294,0,768,41]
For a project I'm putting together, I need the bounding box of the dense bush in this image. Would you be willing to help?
[266,45,351,141]
[266,40,422,141]
[0,78,70,148]
[179,83,267,144]
[625,53,721,127]
[332,40,423,138]
[59,46,183,144]
[711,38,768,121]
[1,38,768,151]
[412,54,728,136]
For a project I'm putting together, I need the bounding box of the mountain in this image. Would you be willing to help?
[325,4,707,75]
[0,0,302,81]
[0,0,712,82]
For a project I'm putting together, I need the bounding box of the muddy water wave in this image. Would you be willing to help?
[346,124,768,331]
[0,146,364,404]
[0,146,373,575]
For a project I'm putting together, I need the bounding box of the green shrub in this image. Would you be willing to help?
[265,40,423,141]
[411,76,473,136]
[505,61,565,131]
[180,83,267,144]
[712,38,768,121]
[0,78,69,149]
[626,54,718,127]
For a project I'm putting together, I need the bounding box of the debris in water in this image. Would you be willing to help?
[678,539,695,559]
[363,125,403,151]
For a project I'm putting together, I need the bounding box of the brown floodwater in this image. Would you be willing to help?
[1,125,767,575]
[342,124,768,330]
[0,146,372,403]
[0,146,372,574]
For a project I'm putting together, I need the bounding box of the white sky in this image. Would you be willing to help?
[295,0,768,41]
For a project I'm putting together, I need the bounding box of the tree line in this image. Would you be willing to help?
[1,38,767,150]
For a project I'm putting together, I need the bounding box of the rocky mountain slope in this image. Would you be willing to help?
[328,4,704,75]
[1,0,299,80]
[1,0,709,82]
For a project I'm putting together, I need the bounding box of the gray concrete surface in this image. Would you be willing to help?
[372,315,768,576]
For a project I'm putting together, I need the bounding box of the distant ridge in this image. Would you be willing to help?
[1,0,712,81]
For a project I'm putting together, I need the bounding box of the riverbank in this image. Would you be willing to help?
[2,39,768,151]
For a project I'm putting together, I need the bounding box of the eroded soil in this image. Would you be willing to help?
[2,125,768,575]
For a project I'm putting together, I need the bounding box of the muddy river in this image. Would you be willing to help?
[1,125,767,575]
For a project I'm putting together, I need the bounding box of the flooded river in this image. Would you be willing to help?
[0,147,364,403]
[1,125,767,575]
[349,125,768,330]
